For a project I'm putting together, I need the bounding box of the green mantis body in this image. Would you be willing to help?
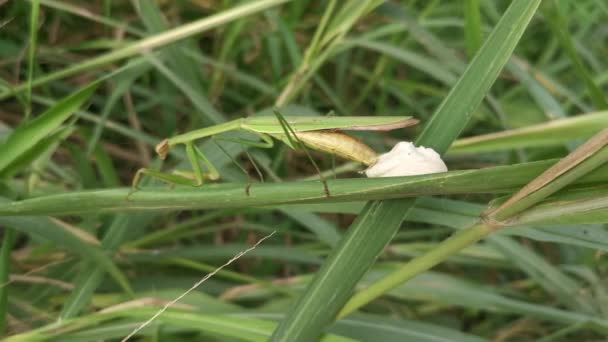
[131,115,418,193]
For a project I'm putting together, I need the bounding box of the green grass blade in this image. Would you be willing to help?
[144,54,223,124]
[329,313,486,342]
[346,39,457,85]
[507,57,566,118]
[25,0,40,119]
[281,209,341,247]
[0,82,97,174]
[0,228,15,335]
[0,126,71,179]
[85,61,146,156]
[464,0,482,59]
[3,159,607,216]
[271,1,542,339]
[488,236,596,313]
[515,192,608,226]
[5,308,356,342]
[383,271,608,334]
[450,111,608,154]
[415,0,542,153]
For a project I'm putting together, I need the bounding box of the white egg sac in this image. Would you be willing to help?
[365,141,448,178]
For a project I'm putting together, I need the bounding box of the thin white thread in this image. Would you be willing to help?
[121,231,276,342]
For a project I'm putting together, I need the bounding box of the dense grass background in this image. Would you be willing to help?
[1,0,608,341]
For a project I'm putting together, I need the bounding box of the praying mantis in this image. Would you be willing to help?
[130,112,418,196]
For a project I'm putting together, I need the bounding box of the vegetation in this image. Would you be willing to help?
[1,0,607,341]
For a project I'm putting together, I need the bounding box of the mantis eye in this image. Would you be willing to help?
[155,139,170,160]
[365,141,447,178]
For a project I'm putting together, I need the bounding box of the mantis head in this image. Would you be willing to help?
[155,139,170,160]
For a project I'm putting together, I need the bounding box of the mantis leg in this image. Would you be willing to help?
[210,132,274,195]
[128,142,220,199]
[128,167,200,199]
[273,109,331,197]
[192,144,220,181]
[186,142,204,185]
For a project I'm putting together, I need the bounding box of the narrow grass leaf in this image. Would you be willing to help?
[450,111,608,154]
[384,271,608,334]
[86,61,147,156]
[25,0,40,118]
[507,57,566,119]
[0,126,71,179]
[488,236,596,313]
[514,193,608,225]
[4,308,355,342]
[281,209,342,247]
[0,229,15,335]
[464,0,482,59]
[0,81,97,174]
[487,129,608,220]
[329,313,486,342]
[345,39,457,86]
[2,159,607,216]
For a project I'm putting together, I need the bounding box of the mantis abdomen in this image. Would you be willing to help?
[289,131,378,166]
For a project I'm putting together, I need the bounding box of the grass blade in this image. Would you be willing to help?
[2,159,607,216]
[0,82,97,174]
[450,111,608,154]
[272,1,543,339]
[5,308,356,342]
[464,0,482,59]
[25,0,40,119]
[0,229,15,335]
